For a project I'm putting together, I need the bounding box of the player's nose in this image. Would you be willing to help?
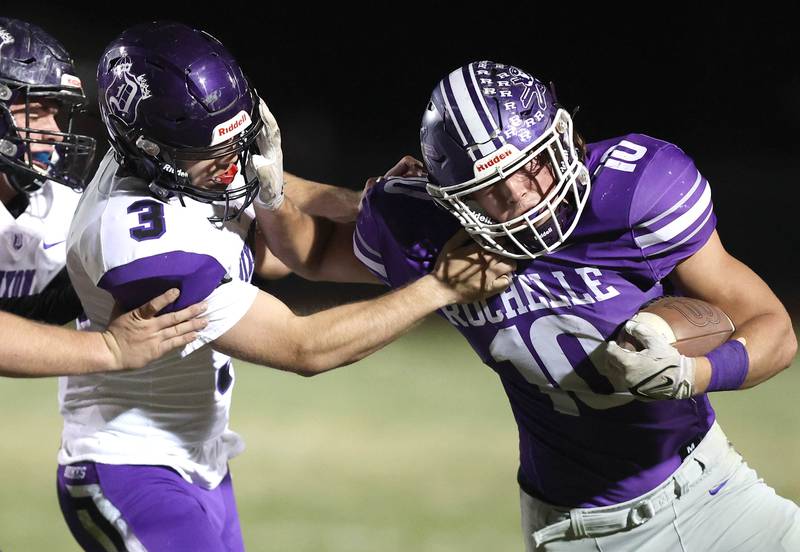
[216,152,237,169]
[502,175,530,205]
[41,114,63,140]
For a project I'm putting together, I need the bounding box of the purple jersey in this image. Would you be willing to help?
[355,134,717,507]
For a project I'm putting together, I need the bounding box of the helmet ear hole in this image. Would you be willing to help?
[135,136,160,156]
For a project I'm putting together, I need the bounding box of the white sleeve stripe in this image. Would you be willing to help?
[384,176,428,188]
[643,207,714,258]
[352,233,387,278]
[634,182,712,249]
[355,226,382,258]
[636,171,703,229]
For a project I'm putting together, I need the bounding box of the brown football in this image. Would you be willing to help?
[617,297,735,356]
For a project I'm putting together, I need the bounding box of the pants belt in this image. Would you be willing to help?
[532,423,732,548]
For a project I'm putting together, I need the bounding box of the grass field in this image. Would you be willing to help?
[0,318,797,551]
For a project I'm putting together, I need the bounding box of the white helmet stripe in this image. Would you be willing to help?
[447,68,496,157]
[438,80,476,161]
[466,63,504,150]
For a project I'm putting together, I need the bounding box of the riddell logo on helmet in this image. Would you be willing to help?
[473,145,521,175]
[61,74,82,89]
[211,111,251,145]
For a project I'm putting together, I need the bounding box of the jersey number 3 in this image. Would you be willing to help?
[128,200,166,241]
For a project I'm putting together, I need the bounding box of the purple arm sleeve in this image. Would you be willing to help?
[98,251,227,313]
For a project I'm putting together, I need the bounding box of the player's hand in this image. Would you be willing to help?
[431,231,516,305]
[601,320,696,400]
[384,155,426,178]
[101,289,208,371]
[359,156,427,211]
[248,97,285,210]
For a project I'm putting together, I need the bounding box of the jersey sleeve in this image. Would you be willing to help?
[629,144,717,281]
[93,199,258,357]
[353,181,391,285]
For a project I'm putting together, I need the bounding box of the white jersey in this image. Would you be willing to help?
[59,150,259,489]
[0,180,80,296]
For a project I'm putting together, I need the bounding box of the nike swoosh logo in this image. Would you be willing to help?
[709,479,729,495]
[42,240,65,250]
[645,375,676,394]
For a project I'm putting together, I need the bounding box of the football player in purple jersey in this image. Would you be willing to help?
[254,61,799,551]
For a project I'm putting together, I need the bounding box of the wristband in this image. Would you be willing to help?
[705,339,749,392]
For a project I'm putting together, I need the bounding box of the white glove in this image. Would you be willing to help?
[601,320,696,400]
[248,97,285,210]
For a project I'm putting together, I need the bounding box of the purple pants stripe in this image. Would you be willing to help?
[57,462,244,551]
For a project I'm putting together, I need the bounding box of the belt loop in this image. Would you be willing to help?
[627,499,656,527]
[532,519,571,549]
[673,469,692,498]
[570,509,588,538]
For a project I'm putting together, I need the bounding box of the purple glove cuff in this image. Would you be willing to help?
[706,339,749,392]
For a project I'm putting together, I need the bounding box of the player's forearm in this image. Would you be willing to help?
[691,312,795,395]
[284,171,360,223]
[730,311,796,388]
[0,312,115,377]
[256,198,375,283]
[255,197,331,276]
[284,275,453,375]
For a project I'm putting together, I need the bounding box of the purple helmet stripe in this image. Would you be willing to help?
[446,68,496,157]
[439,79,477,161]
[464,64,502,145]
[465,63,506,151]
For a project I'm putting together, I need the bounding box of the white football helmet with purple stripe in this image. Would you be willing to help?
[421,61,590,259]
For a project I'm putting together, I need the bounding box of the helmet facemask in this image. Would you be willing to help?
[427,109,590,260]
[118,111,264,223]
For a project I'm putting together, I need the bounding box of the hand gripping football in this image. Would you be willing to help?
[617,297,735,357]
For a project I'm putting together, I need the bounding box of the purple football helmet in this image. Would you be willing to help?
[97,22,264,221]
[421,61,590,259]
[0,18,96,192]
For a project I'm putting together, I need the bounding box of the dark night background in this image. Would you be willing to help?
[7,4,799,310]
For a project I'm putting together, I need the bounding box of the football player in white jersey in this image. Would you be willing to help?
[0,18,208,378]
[0,18,96,324]
[58,22,513,551]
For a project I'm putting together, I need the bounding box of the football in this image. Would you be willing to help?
[617,296,735,356]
